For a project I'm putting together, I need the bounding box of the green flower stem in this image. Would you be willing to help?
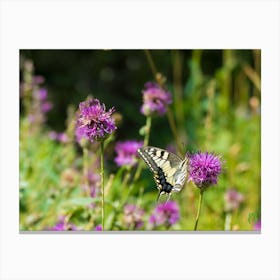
[166,108,184,156]
[121,116,152,207]
[100,140,105,230]
[82,147,90,196]
[133,116,152,183]
[224,212,232,231]
[194,189,204,231]
[204,80,215,148]
[144,50,158,78]
[144,50,183,156]
[23,60,34,116]
[143,116,152,147]
[122,171,131,187]
[172,51,185,128]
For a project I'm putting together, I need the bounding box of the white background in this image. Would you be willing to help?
[0,0,279,279]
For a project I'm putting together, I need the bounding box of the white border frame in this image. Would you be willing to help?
[1,1,280,279]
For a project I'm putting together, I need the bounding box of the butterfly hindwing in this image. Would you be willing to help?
[137,146,188,197]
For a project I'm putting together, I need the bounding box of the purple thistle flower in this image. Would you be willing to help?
[38,88,48,100]
[48,131,58,140]
[188,152,222,190]
[114,140,143,167]
[48,131,69,143]
[140,82,172,117]
[75,124,87,144]
[32,75,45,85]
[254,219,261,231]
[49,216,77,231]
[27,114,36,124]
[57,132,69,143]
[87,171,100,198]
[123,204,145,230]
[76,98,117,142]
[165,143,176,154]
[149,201,180,227]
[41,101,53,113]
[224,189,244,212]
[95,224,102,231]
[51,222,65,231]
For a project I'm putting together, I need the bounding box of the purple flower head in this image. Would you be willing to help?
[149,201,180,227]
[224,189,244,212]
[48,131,57,140]
[80,170,100,204]
[76,98,117,142]
[123,204,145,229]
[188,152,222,190]
[140,82,172,117]
[48,131,69,143]
[41,101,53,113]
[27,114,36,124]
[254,219,261,231]
[57,133,69,143]
[87,171,100,198]
[33,75,45,85]
[114,140,143,167]
[38,88,48,100]
[75,124,87,144]
[165,143,176,154]
[95,224,102,231]
[52,222,65,231]
[50,216,77,231]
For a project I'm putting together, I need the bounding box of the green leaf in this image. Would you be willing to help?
[64,197,97,207]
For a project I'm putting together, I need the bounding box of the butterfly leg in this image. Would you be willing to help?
[157,191,164,202]
[165,193,172,205]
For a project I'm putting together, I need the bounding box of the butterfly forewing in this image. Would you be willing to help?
[137,146,188,196]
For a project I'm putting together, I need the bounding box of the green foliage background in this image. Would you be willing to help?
[20,50,261,231]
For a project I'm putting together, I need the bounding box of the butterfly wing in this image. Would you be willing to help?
[137,146,188,195]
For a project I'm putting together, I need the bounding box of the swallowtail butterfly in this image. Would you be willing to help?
[137,146,188,201]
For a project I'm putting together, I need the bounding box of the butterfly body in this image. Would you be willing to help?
[137,146,188,200]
